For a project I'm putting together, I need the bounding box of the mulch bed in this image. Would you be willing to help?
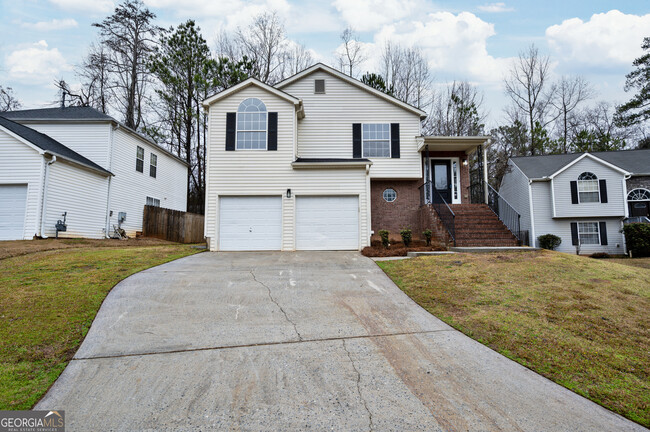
[362,240,447,257]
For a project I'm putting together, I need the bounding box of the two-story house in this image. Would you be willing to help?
[499,149,650,255]
[0,107,187,240]
[203,63,517,251]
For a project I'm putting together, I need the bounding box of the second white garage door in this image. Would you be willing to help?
[219,196,282,251]
[296,196,359,250]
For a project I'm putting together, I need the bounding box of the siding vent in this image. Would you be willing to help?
[314,79,325,94]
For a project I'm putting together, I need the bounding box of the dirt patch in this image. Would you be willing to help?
[361,240,446,257]
[0,237,197,261]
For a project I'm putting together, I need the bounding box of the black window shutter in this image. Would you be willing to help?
[599,179,608,203]
[390,123,400,158]
[570,181,578,204]
[267,112,278,151]
[352,123,362,158]
[570,222,579,245]
[225,112,236,151]
[599,222,608,245]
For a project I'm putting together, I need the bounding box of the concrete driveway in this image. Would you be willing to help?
[37,252,645,431]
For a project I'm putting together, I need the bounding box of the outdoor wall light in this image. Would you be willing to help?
[462,159,468,166]
[286,188,292,198]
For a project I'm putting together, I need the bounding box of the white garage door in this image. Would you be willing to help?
[219,196,282,251]
[296,196,359,250]
[0,184,28,240]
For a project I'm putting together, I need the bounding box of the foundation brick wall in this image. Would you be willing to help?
[627,176,650,192]
[371,179,423,241]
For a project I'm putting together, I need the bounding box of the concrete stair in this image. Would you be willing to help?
[449,204,519,247]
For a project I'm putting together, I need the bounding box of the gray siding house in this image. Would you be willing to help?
[499,149,650,255]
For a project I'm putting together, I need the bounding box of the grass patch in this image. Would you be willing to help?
[0,244,199,410]
[377,250,650,427]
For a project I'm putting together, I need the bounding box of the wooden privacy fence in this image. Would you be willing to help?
[142,205,204,244]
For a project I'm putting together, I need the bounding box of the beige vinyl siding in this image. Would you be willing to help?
[531,182,625,254]
[108,128,187,236]
[499,160,532,235]
[205,85,370,251]
[552,157,626,218]
[42,160,108,239]
[280,70,422,179]
[0,129,44,239]
[22,122,112,169]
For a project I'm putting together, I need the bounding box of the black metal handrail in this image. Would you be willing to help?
[419,181,456,246]
[484,181,523,243]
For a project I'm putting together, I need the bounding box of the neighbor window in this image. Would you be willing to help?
[577,172,599,203]
[314,79,325,94]
[150,153,157,178]
[578,222,600,245]
[362,123,390,158]
[383,188,397,202]
[136,146,144,173]
[237,98,267,150]
[146,196,160,207]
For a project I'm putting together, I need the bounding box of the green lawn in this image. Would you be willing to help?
[0,244,200,410]
[377,251,650,427]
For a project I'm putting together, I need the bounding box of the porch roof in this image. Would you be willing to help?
[417,136,491,154]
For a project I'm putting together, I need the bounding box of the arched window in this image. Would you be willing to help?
[627,188,650,201]
[237,98,267,150]
[577,172,599,203]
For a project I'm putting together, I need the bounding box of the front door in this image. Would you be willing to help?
[431,160,452,203]
[629,201,650,217]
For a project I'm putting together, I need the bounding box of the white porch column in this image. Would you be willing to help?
[483,140,489,204]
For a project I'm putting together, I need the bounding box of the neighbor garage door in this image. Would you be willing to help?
[0,184,28,240]
[296,196,359,250]
[219,196,282,251]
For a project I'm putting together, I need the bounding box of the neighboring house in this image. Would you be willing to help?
[499,149,650,255]
[202,63,515,251]
[0,107,187,240]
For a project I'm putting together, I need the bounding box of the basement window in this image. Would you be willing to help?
[314,79,325,94]
[578,221,600,245]
[136,146,144,173]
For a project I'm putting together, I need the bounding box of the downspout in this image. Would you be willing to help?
[39,155,57,238]
[104,125,115,237]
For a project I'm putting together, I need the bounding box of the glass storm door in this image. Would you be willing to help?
[431,160,452,203]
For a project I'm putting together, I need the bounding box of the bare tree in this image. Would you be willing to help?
[380,43,433,110]
[0,85,21,111]
[281,42,314,77]
[235,11,286,84]
[337,27,365,77]
[93,0,161,129]
[427,81,485,136]
[504,44,554,155]
[550,75,594,153]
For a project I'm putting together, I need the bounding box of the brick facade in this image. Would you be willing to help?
[627,176,650,193]
[371,179,423,241]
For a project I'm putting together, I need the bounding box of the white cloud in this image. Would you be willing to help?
[332,0,421,32]
[5,40,72,85]
[48,0,114,13]
[21,18,78,31]
[477,3,514,13]
[546,10,650,71]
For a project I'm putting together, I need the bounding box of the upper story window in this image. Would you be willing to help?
[237,98,267,150]
[628,188,650,201]
[314,79,325,94]
[362,123,390,158]
[136,146,144,173]
[577,172,599,203]
[150,153,157,178]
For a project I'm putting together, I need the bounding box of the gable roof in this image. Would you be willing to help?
[203,77,302,108]
[0,115,112,176]
[510,149,650,179]
[275,63,428,119]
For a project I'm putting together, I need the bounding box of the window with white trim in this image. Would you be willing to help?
[150,153,157,178]
[577,172,599,203]
[146,196,160,207]
[237,98,267,150]
[136,146,144,173]
[578,222,600,245]
[383,188,397,202]
[628,188,650,201]
[362,123,390,157]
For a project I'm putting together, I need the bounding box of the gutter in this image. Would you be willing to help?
[39,155,57,238]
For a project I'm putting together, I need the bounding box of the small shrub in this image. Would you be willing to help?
[422,229,432,246]
[378,230,390,248]
[400,228,413,247]
[538,233,562,250]
[622,223,650,257]
[589,252,610,259]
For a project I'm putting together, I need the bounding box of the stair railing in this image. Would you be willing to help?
[483,181,523,244]
[419,181,456,246]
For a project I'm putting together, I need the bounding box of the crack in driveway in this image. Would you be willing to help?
[342,339,374,432]
[250,270,303,341]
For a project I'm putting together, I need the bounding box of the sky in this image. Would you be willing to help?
[0,0,648,128]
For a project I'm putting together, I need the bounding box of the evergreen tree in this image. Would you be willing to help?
[616,37,650,127]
